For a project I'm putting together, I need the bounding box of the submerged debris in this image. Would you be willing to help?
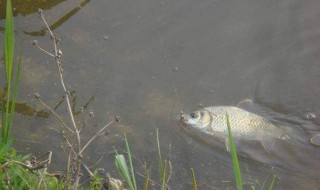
[103,175,124,190]
[310,134,320,147]
[303,112,316,120]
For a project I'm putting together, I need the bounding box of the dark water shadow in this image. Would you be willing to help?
[0,0,91,36]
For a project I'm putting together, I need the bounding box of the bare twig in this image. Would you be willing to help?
[1,152,52,173]
[37,168,47,190]
[32,40,55,57]
[87,154,105,169]
[81,162,93,177]
[35,9,116,189]
[34,92,74,133]
[79,120,114,156]
[18,139,42,144]
[3,168,13,190]
[73,161,82,189]
[78,121,87,133]
[166,160,172,185]
[38,9,81,152]
[25,152,52,170]
[73,119,115,188]
[64,149,72,190]
[1,160,29,169]
[61,131,77,155]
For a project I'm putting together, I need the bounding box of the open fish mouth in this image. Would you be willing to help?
[180,115,188,123]
[179,111,188,123]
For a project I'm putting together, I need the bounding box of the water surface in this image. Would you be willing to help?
[1,0,320,189]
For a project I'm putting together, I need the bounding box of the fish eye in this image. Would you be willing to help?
[190,112,197,119]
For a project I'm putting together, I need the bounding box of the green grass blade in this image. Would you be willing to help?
[191,168,198,190]
[156,128,166,189]
[160,160,167,190]
[5,0,14,81]
[0,142,11,163]
[156,128,162,169]
[226,113,243,190]
[1,98,5,143]
[124,135,137,190]
[143,170,149,190]
[260,172,276,190]
[115,154,134,190]
[8,48,22,130]
[268,175,275,190]
[3,0,14,144]
[12,166,33,189]
[156,128,166,188]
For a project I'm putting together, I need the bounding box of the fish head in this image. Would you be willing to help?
[180,110,201,125]
[179,109,227,150]
[180,109,212,130]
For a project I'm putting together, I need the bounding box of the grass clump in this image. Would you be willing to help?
[115,130,174,190]
[0,1,58,188]
[0,150,61,189]
[114,135,136,190]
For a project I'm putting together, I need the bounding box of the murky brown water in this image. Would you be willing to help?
[1,0,320,189]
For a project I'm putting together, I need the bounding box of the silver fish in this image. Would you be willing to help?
[180,106,291,151]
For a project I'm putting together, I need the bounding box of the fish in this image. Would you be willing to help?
[179,106,291,152]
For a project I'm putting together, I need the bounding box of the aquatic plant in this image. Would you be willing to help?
[115,135,136,190]
[260,173,276,190]
[0,150,62,189]
[0,1,59,188]
[156,128,172,190]
[115,129,174,190]
[226,113,243,190]
[191,168,198,190]
[1,0,22,145]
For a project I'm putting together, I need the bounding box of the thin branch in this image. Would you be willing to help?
[4,168,13,190]
[81,162,93,177]
[1,160,29,169]
[166,160,172,184]
[2,152,52,172]
[64,149,73,190]
[73,161,82,189]
[38,9,81,152]
[79,120,114,156]
[87,154,105,169]
[37,168,47,190]
[34,92,74,133]
[61,131,77,155]
[32,40,55,57]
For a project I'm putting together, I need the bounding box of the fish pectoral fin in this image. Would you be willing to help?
[260,138,280,154]
[225,139,230,152]
[224,137,240,152]
[260,140,271,154]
